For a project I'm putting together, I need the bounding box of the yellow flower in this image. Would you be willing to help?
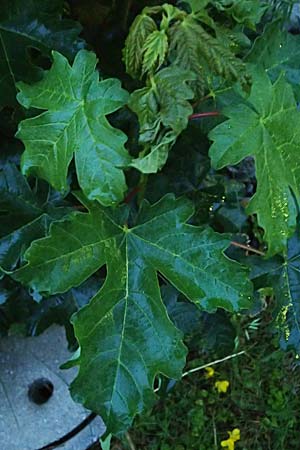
[204,366,215,378]
[215,380,230,393]
[221,428,240,450]
[221,438,235,450]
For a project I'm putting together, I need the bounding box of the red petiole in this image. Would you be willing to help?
[124,185,141,204]
[189,111,220,120]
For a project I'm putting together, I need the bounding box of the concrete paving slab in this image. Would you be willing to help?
[0,326,105,450]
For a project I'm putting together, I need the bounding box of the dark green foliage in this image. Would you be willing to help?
[1,0,300,442]
[129,66,195,172]
[123,2,253,170]
[16,50,130,206]
[209,70,300,255]
[0,163,70,273]
[117,318,300,450]
[13,192,251,433]
[247,19,300,100]
[247,224,300,353]
[0,0,84,108]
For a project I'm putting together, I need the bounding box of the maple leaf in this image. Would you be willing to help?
[141,29,168,75]
[249,226,300,353]
[16,50,131,207]
[214,0,267,29]
[14,194,252,434]
[247,20,300,100]
[123,8,158,79]
[0,0,84,108]
[0,163,69,273]
[209,70,300,256]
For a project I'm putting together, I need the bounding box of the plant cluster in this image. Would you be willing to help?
[1,0,300,444]
[112,315,300,449]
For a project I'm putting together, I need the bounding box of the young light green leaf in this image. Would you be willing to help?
[131,132,176,174]
[123,10,158,79]
[129,66,195,173]
[142,30,168,75]
[14,194,252,434]
[16,50,131,206]
[209,70,300,256]
[123,4,183,79]
[0,0,84,108]
[169,15,250,98]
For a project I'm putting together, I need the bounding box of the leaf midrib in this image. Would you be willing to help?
[0,30,15,89]
[0,23,50,48]
[106,236,130,422]
[283,263,300,335]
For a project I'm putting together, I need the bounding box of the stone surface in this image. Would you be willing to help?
[290,3,300,29]
[0,325,105,450]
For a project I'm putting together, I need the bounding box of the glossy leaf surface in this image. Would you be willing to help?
[16,50,130,206]
[250,228,300,352]
[14,194,252,434]
[209,71,300,255]
[247,21,300,92]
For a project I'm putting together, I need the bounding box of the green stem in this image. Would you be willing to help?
[181,350,246,379]
[152,350,246,394]
[212,414,218,449]
[231,241,265,256]
[125,432,136,450]
[136,145,150,206]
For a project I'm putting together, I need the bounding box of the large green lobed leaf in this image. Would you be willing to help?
[274,231,300,352]
[249,226,300,353]
[209,70,300,256]
[247,20,300,99]
[16,50,131,206]
[14,194,252,434]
